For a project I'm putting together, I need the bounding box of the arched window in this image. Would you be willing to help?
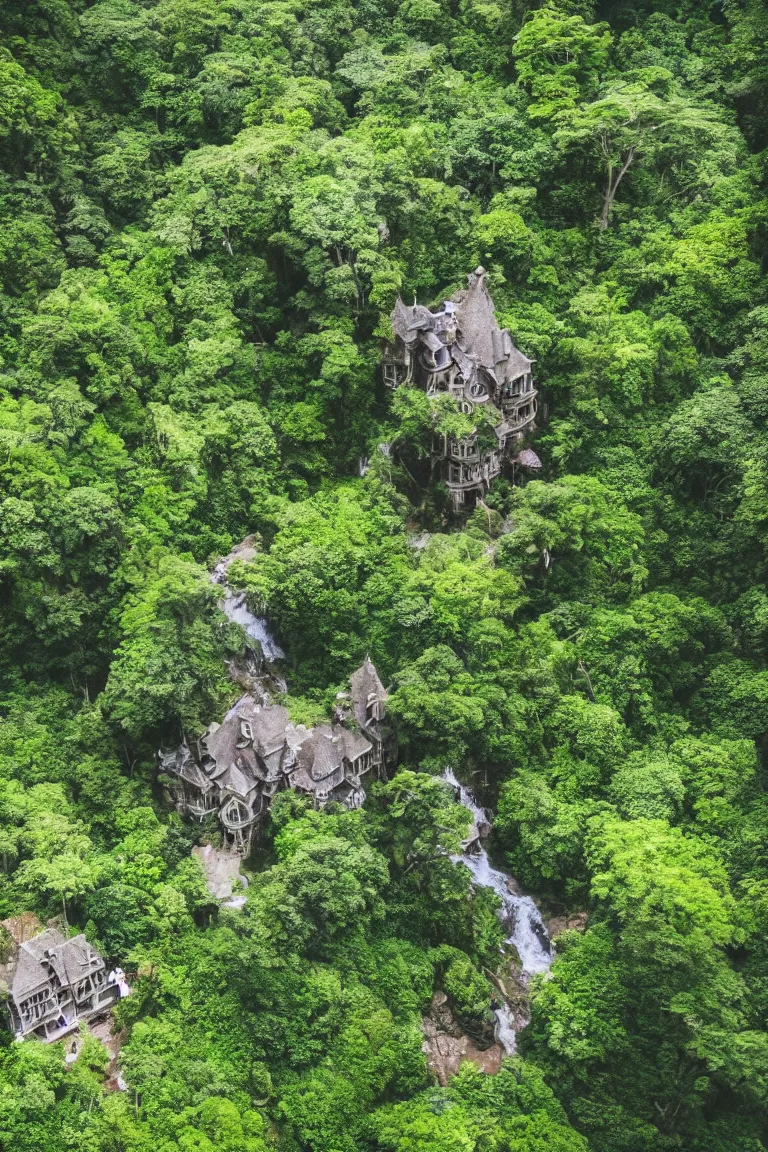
[223,799,250,826]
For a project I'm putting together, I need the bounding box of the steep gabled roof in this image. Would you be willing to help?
[310,726,344,782]
[203,716,240,777]
[406,304,437,334]
[453,269,499,371]
[504,344,533,380]
[55,935,104,989]
[392,296,413,342]
[349,657,387,730]
[205,701,290,779]
[159,743,194,779]
[217,759,259,799]
[180,756,214,791]
[287,764,316,794]
[339,727,372,763]
[247,704,291,757]
[11,930,105,1002]
[452,268,531,382]
[390,269,532,391]
[204,698,255,776]
[285,723,314,756]
[10,945,53,1000]
[23,928,66,965]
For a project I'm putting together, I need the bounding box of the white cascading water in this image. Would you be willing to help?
[493,1003,518,1054]
[210,538,285,665]
[442,768,552,1053]
[219,589,285,662]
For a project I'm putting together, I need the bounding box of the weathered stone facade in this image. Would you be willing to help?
[382,267,540,509]
[160,658,389,854]
[1,922,126,1042]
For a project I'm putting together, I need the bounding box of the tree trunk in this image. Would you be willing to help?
[577,659,596,702]
[600,146,636,229]
[61,895,69,933]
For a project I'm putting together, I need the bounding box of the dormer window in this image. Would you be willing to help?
[238,720,254,747]
[366,692,380,723]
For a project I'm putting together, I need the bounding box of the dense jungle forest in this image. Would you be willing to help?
[2,0,768,1149]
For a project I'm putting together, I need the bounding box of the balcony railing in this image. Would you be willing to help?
[446,458,502,490]
[501,392,538,431]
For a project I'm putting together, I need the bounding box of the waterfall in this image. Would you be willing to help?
[210,537,285,666]
[219,589,285,662]
[442,769,552,1052]
[493,1003,518,1055]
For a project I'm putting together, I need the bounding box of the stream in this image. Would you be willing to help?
[442,769,552,1053]
[208,537,552,1047]
[219,588,285,663]
[210,537,286,665]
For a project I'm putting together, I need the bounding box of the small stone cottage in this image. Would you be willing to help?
[2,923,125,1042]
[382,267,540,509]
[161,658,389,854]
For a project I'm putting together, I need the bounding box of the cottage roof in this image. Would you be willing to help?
[391,297,412,342]
[205,701,290,777]
[349,657,387,730]
[505,344,533,380]
[293,730,316,767]
[247,704,291,757]
[406,304,437,334]
[11,931,104,1001]
[159,743,194,779]
[287,764,316,794]
[452,269,531,383]
[203,715,241,776]
[180,756,214,791]
[339,727,372,763]
[451,344,476,381]
[285,723,313,753]
[309,726,344,781]
[391,270,532,396]
[54,935,104,988]
[451,270,497,369]
[218,759,259,799]
[10,944,53,1000]
[23,928,66,965]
